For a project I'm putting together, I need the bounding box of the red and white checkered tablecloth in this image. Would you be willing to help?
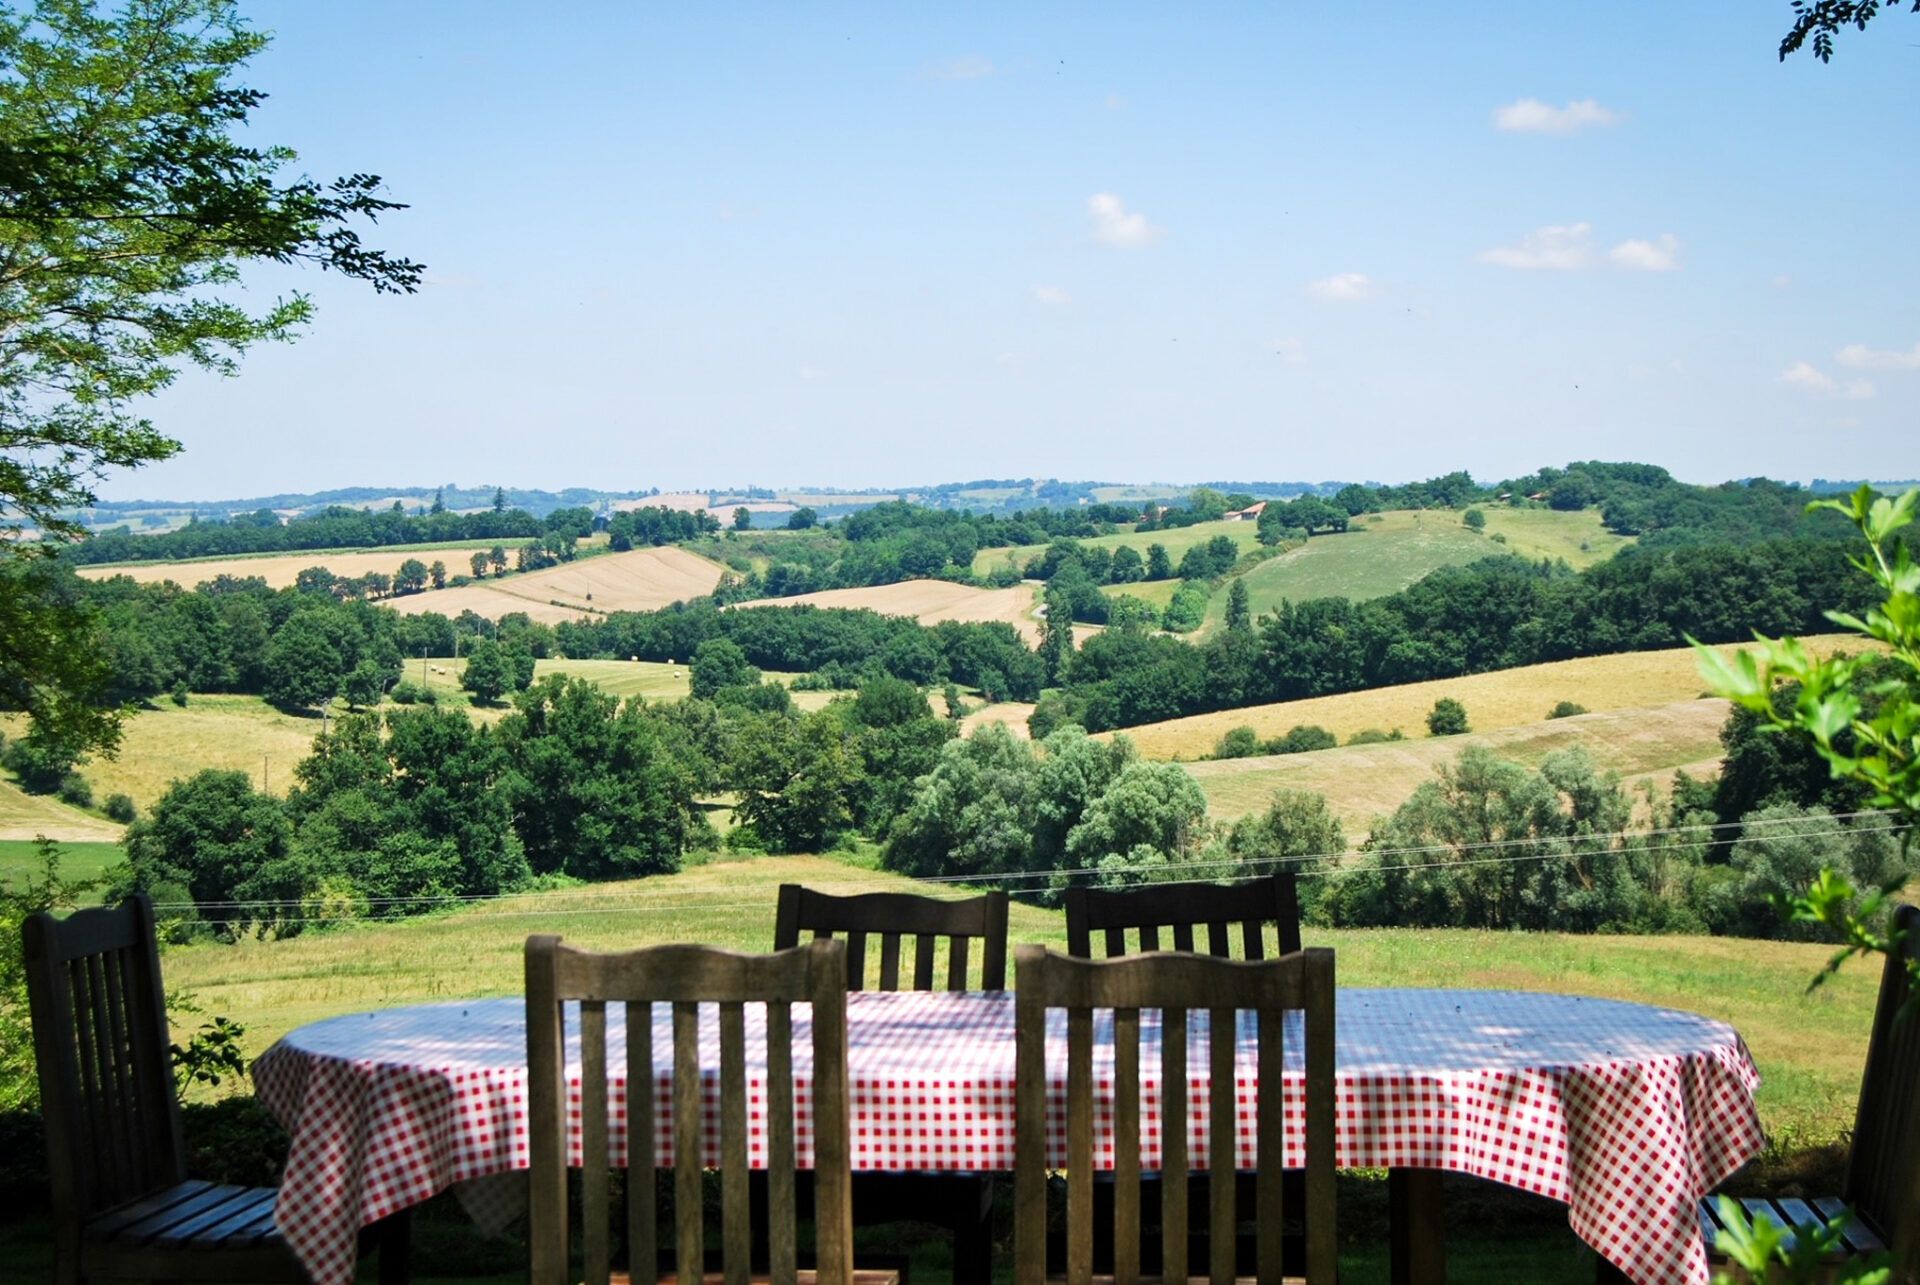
[252,987,1764,1285]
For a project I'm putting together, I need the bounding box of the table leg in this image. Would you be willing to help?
[373,1208,412,1285]
[1390,1167,1445,1285]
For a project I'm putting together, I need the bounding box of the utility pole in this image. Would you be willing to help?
[262,755,268,794]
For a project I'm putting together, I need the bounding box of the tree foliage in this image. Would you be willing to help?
[0,0,417,756]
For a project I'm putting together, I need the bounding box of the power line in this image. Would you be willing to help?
[145,812,1911,932]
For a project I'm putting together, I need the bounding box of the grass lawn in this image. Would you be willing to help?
[972,518,1265,579]
[0,838,123,900]
[158,853,1870,1147]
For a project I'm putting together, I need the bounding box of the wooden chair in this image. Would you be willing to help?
[773,884,1007,1283]
[1063,874,1304,1273]
[524,934,898,1285]
[1063,874,1302,962]
[1682,903,1920,1284]
[22,893,408,1285]
[1012,944,1339,1285]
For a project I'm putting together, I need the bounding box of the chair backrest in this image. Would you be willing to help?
[773,883,1009,991]
[524,935,852,1285]
[1846,902,1920,1269]
[1012,943,1337,1285]
[22,895,187,1235]
[1063,873,1302,961]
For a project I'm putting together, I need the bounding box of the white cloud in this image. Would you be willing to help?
[1479,222,1595,270]
[1306,272,1372,301]
[1780,361,1874,400]
[1609,234,1681,271]
[1493,97,1624,134]
[1272,337,1307,367]
[1032,285,1071,306]
[1088,193,1162,248]
[1836,341,1920,370]
[924,55,994,81]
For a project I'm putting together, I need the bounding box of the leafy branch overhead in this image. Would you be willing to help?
[0,0,423,541]
[1780,0,1920,61]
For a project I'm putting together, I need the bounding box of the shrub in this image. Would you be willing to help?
[55,772,93,809]
[1212,727,1263,759]
[1463,508,1486,532]
[170,681,190,707]
[1347,728,1403,745]
[1490,532,1508,544]
[1547,700,1588,719]
[103,793,137,824]
[389,679,436,705]
[1426,698,1470,736]
[1266,724,1337,755]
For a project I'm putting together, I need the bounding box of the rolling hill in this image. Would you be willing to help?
[1108,635,1865,761]
[1185,698,1728,830]
[73,540,541,590]
[384,545,726,623]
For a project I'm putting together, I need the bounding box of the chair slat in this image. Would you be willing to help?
[675,1001,703,1285]
[913,934,937,991]
[1067,1006,1093,1285]
[1140,925,1160,953]
[1303,957,1337,1283]
[97,952,137,1201]
[766,1002,796,1285]
[1206,922,1230,960]
[581,1000,610,1285]
[1256,1007,1285,1284]
[845,933,868,993]
[1104,927,1126,959]
[628,1002,657,1285]
[1014,982,1047,1285]
[148,1186,277,1249]
[948,935,971,991]
[720,1001,750,1285]
[1208,1007,1234,1285]
[1172,923,1195,954]
[1162,1005,1187,1285]
[1242,920,1264,962]
[879,934,902,992]
[1114,1008,1142,1285]
[83,1179,217,1240]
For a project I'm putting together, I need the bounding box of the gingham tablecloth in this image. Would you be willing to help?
[252,987,1763,1285]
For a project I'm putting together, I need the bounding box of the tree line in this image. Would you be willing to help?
[1033,537,1882,734]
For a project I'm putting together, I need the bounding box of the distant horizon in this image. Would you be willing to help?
[79,466,1920,512]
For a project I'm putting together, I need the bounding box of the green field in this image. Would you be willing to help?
[0,777,123,843]
[0,839,123,892]
[157,852,1869,1150]
[1216,509,1626,628]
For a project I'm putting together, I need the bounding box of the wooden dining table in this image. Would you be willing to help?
[252,986,1765,1285]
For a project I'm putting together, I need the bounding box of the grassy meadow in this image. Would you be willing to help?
[1187,698,1726,829]
[735,580,1046,644]
[385,545,725,624]
[156,852,1872,1150]
[0,839,123,893]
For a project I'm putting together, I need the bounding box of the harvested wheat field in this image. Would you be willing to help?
[386,546,726,623]
[1186,698,1730,830]
[74,542,525,590]
[1113,634,1867,761]
[734,579,1046,642]
[959,701,1037,739]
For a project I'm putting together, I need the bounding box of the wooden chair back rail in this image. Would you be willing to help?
[1012,945,1338,1285]
[1845,902,1920,1261]
[23,896,186,1227]
[773,884,1009,991]
[525,936,852,1285]
[1063,874,1303,961]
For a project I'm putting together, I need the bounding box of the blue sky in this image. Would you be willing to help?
[112,1,1918,500]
